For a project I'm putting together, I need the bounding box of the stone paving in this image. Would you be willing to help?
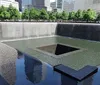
[0,42,18,85]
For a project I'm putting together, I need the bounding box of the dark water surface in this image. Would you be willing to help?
[15,53,100,85]
[37,44,79,55]
[15,53,61,85]
[1,53,100,85]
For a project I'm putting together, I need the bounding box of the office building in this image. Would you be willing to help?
[51,0,74,12]
[50,0,64,12]
[15,0,22,11]
[16,0,52,12]
[50,2,56,10]
[63,0,75,12]
[56,0,64,12]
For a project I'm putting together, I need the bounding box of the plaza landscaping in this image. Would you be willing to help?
[0,5,100,23]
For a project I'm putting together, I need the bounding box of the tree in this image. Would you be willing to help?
[0,11,10,20]
[61,11,68,20]
[82,10,87,21]
[39,9,49,20]
[83,9,97,22]
[8,4,20,20]
[33,9,40,20]
[13,8,20,20]
[56,12,62,20]
[0,6,6,13]
[75,9,83,20]
[29,8,40,20]
[49,12,56,21]
[96,13,100,21]
[0,6,10,20]
[68,11,75,20]
[22,9,29,19]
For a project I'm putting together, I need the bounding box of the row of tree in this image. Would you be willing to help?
[22,8,69,21]
[0,5,100,22]
[0,5,20,21]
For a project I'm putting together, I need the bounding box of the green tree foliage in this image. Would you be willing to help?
[0,6,10,20]
[88,9,97,21]
[0,11,10,20]
[34,9,40,20]
[0,5,98,22]
[39,9,49,20]
[96,13,100,21]
[56,12,62,20]
[61,11,68,20]
[68,11,75,20]
[83,9,97,22]
[8,5,20,20]
[22,9,29,19]
[49,12,56,20]
[29,8,40,20]
[0,6,6,13]
[75,9,83,20]
[13,8,20,20]
[82,10,87,21]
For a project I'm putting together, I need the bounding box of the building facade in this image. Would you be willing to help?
[50,2,56,11]
[0,0,19,10]
[16,0,32,12]
[56,0,64,12]
[16,0,52,12]
[51,0,74,12]
[63,0,75,12]
[32,0,52,11]
[74,0,100,12]
[15,0,22,11]
[50,0,64,12]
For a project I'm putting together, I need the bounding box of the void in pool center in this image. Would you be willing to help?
[37,44,79,55]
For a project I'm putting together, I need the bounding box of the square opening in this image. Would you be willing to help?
[37,44,79,55]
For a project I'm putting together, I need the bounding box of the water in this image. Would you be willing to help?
[37,44,79,55]
[14,53,100,85]
[0,52,100,85]
[15,53,61,85]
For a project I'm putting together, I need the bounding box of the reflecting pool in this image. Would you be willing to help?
[15,53,100,85]
[0,52,100,85]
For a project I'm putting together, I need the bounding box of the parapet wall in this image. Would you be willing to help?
[0,22,100,41]
[57,23,100,41]
[0,22,57,39]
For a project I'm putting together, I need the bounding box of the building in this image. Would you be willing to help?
[50,2,56,11]
[74,0,100,12]
[16,0,52,12]
[0,0,19,10]
[56,0,64,12]
[63,0,75,12]
[16,0,32,12]
[15,0,22,11]
[50,0,64,12]
[51,0,74,12]
[32,0,52,11]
